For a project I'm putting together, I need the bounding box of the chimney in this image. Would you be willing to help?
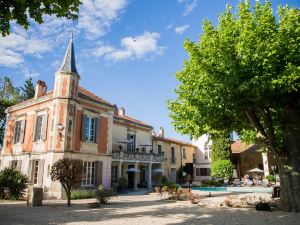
[113,105,118,115]
[35,80,47,99]
[159,126,164,138]
[118,107,125,116]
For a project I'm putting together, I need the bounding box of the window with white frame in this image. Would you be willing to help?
[171,146,176,163]
[196,168,211,176]
[14,121,22,143]
[32,160,39,184]
[35,116,44,141]
[182,148,186,159]
[158,144,162,155]
[127,134,136,152]
[204,144,212,159]
[85,117,95,142]
[111,165,118,184]
[82,161,95,186]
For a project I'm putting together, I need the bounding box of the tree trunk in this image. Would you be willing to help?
[67,189,71,207]
[279,103,300,212]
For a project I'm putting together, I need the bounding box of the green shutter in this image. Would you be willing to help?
[42,115,48,141]
[20,120,26,144]
[81,115,86,141]
[95,161,103,186]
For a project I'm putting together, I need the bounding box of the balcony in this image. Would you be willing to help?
[112,150,164,162]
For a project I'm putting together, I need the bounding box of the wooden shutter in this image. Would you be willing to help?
[95,118,100,144]
[17,160,22,171]
[95,161,103,186]
[28,160,33,182]
[127,133,131,151]
[81,115,86,141]
[42,114,48,141]
[13,122,17,144]
[32,115,37,142]
[20,120,26,144]
[8,160,12,169]
[37,159,45,186]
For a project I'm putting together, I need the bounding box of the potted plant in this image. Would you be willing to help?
[118,145,123,151]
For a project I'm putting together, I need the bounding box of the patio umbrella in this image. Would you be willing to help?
[126,168,141,173]
[232,169,238,178]
[247,168,264,173]
[153,168,165,173]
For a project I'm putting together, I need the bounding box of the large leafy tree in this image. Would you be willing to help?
[169,0,300,212]
[0,0,81,36]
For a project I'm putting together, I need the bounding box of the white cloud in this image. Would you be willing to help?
[178,0,197,16]
[78,0,128,39]
[91,31,164,61]
[22,67,40,78]
[175,25,190,34]
[0,32,52,68]
[0,0,129,68]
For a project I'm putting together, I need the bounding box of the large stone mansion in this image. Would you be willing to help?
[0,37,196,199]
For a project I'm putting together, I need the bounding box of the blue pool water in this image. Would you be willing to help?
[192,187,272,193]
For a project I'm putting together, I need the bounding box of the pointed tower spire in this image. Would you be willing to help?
[57,33,78,75]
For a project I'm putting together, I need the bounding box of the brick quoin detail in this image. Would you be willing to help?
[74,109,82,151]
[98,116,108,154]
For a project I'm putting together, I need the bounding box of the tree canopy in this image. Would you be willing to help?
[20,77,35,101]
[51,158,84,207]
[168,0,300,212]
[0,0,81,36]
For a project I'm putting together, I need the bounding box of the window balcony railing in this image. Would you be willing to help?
[112,150,164,162]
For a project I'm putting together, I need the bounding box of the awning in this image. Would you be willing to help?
[153,168,165,173]
[126,168,141,173]
[247,168,264,173]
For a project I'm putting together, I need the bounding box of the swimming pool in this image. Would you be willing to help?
[192,187,272,193]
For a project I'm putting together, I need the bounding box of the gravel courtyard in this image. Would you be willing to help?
[0,191,299,225]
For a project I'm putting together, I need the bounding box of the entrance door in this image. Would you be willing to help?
[127,165,134,189]
[140,165,146,187]
[170,168,177,183]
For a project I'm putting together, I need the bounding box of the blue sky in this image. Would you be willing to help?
[1,0,299,142]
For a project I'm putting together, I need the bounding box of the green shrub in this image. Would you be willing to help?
[0,168,29,200]
[71,189,95,200]
[117,176,128,188]
[161,176,169,186]
[202,180,224,187]
[266,175,276,183]
[211,160,234,180]
[117,176,128,193]
[95,185,115,204]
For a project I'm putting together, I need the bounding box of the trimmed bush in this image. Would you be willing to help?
[71,189,95,200]
[95,185,115,204]
[0,168,29,200]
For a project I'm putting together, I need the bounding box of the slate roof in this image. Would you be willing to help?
[57,35,78,75]
[153,136,195,147]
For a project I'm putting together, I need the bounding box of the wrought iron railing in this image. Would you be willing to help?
[112,150,164,162]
